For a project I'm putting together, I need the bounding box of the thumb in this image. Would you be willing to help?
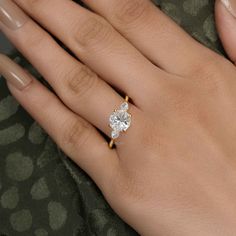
[215,0,236,64]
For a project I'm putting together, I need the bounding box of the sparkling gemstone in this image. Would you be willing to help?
[111,130,120,139]
[109,109,131,133]
[120,102,129,111]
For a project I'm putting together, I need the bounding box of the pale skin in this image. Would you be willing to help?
[1,0,236,235]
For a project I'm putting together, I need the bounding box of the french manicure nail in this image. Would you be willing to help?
[0,54,32,90]
[221,0,236,18]
[0,0,28,30]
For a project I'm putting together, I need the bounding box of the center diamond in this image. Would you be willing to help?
[109,102,131,139]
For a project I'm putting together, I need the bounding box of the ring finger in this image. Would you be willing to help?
[0,0,138,136]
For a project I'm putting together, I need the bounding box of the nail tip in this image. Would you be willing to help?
[0,0,28,30]
[0,55,33,90]
[220,0,236,18]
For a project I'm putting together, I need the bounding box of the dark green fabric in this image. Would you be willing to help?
[0,0,226,235]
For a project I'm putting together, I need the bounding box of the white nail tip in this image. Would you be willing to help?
[220,0,236,17]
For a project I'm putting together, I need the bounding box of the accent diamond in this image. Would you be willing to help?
[111,130,120,139]
[120,102,129,111]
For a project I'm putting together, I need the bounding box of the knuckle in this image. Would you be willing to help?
[26,0,40,5]
[195,61,218,80]
[21,28,47,49]
[190,52,223,80]
[113,0,149,26]
[164,82,197,118]
[74,17,113,48]
[170,95,196,118]
[66,65,98,100]
[192,57,226,95]
[61,118,91,149]
[22,0,43,9]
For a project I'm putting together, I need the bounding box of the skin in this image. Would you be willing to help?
[1,0,236,235]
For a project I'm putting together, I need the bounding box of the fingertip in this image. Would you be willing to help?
[215,0,236,63]
[0,53,33,90]
[6,77,33,96]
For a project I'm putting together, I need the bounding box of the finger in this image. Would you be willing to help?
[12,0,169,99]
[0,54,118,193]
[0,0,137,136]
[215,0,236,64]
[81,0,213,76]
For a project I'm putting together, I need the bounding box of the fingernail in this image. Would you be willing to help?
[0,0,28,30]
[221,0,236,18]
[0,54,32,90]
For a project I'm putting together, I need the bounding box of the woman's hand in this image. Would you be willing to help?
[1,0,236,235]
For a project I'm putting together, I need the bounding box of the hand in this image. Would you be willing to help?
[1,0,236,235]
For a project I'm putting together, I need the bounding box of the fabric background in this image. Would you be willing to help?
[0,0,226,235]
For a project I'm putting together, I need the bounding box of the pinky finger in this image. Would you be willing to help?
[0,54,119,194]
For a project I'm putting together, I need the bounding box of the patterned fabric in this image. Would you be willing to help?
[0,0,225,235]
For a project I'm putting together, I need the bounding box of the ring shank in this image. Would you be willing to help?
[109,139,114,149]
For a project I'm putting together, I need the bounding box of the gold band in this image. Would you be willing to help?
[109,139,114,149]
[109,95,129,149]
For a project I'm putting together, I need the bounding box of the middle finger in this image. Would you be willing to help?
[13,0,170,106]
[0,0,139,136]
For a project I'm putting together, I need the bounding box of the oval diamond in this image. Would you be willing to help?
[109,110,131,132]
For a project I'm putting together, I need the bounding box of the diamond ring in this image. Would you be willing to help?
[109,96,132,148]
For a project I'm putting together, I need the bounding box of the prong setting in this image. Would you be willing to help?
[109,99,131,144]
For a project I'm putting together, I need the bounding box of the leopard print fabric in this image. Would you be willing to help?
[0,0,225,235]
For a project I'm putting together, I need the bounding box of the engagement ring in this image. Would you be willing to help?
[109,96,131,148]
